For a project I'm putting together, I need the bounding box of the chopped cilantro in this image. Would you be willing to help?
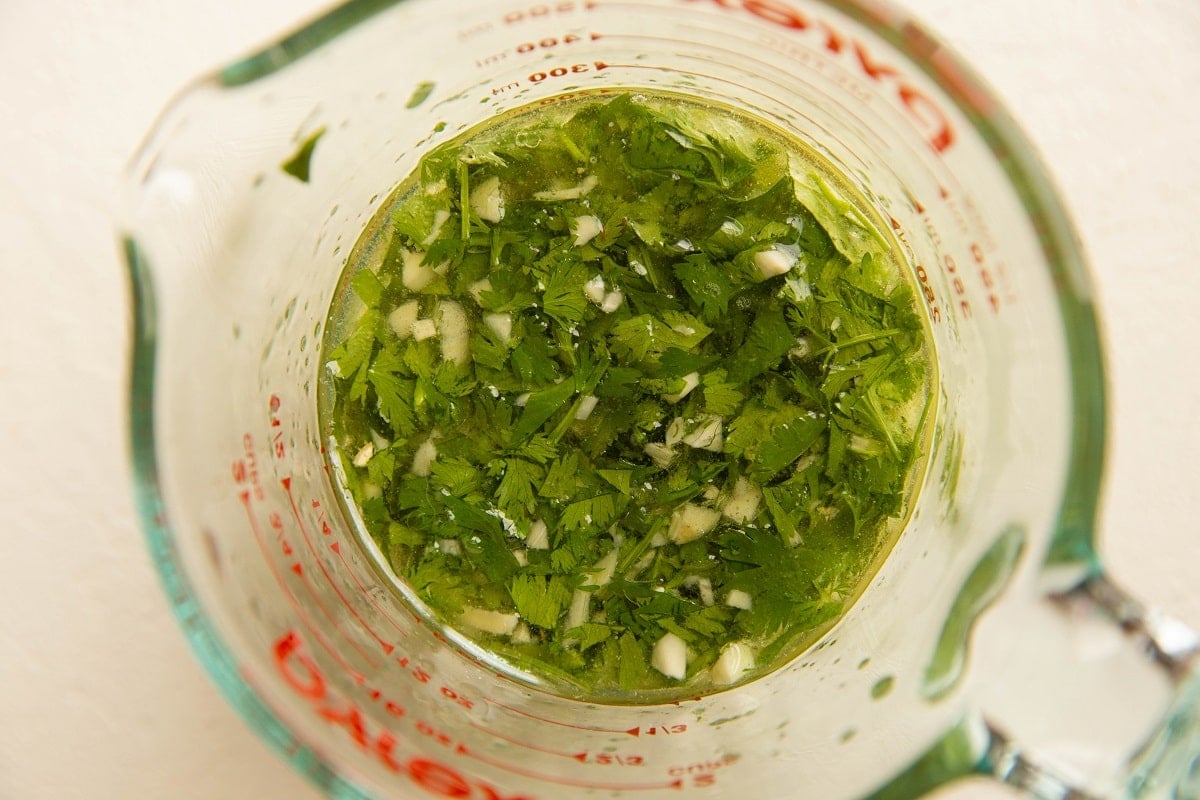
[321,92,935,701]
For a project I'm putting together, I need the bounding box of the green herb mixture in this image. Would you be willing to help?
[322,92,934,699]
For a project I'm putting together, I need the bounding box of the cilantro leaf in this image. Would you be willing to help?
[726,300,795,384]
[518,435,559,465]
[597,469,633,495]
[496,458,542,516]
[409,558,470,616]
[762,479,809,544]
[510,575,572,629]
[367,365,417,436]
[429,458,483,498]
[617,632,649,691]
[329,310,381,400]
[725,402,825,483]
[539,453,580,500]
[701,370,745,415]
[572,622,613,651]
[673,253,738,321]
[510,380,576,444]
[440,496,519,585]
[608,312,711,366]
[509,333,562,386]
[391,180,452,246]
[541,260,590,328]
[684,605,732,638]
[560,493,627,532]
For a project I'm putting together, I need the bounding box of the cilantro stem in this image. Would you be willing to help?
[614,523,664,580]
[458,161,471,240]
[863,385,901,459]
[814,329,904,358]
[814,174,853,216]
[556,129,587,163]
[814,174,888,249]
[904,391,935,477]
[490,227,504,271]
[548,395,585,443]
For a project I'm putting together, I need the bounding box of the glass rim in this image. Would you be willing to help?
[123,0,1107,796]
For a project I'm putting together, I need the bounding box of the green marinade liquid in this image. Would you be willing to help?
[320,91,936,702]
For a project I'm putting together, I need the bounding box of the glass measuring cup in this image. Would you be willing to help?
[120,0,1200,797]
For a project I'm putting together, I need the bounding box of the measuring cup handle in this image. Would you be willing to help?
[978,573,1200,800]
[1061,575,1200,681]
[867,572,1200,800]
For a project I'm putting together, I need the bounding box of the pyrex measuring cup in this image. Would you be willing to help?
[121,0,1200,798]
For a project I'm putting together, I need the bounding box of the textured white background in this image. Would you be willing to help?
[1,1,1197,798]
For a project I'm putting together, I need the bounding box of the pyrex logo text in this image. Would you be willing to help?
[274,632,530,800]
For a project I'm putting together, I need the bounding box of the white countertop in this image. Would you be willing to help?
[2,1,1197,798]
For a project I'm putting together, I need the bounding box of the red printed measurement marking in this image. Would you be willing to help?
[440,685,476,710]
[460,745,683,792]
[889,215,947,325]
[285,535,381,669]
[914,263,942,324]
[581,753,646,766]
[416,719,462,750]
[258,484,379,667]
[668,754,739,777]
[396,655,433,685]
[942,254,973,319]
[311,498,334,537]
[515,32,599,52]
[468,721,608,762]
[528,61,610,83]
[282,478,396,656]
[275,632,532,800]
[502,1,598,25]
[371,688,409,720]
[268,394,287,460]
[487,698,645,736]
[387,652,477,710]
[971,242,1004,313]
[643,725,688,736]
[240,493,367,684]
[325,533,410,638]
[367,650,474,714]
[479,31,603,69]
[232,434,265,501]
[263,509,294,557]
